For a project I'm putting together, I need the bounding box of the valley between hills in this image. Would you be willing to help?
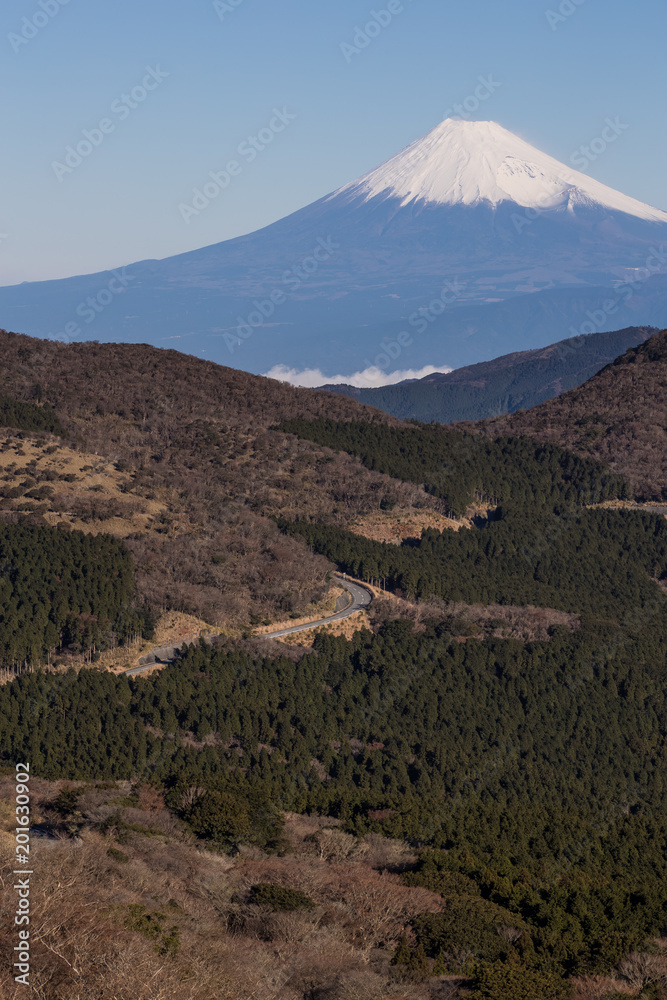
[1,328,667,1000]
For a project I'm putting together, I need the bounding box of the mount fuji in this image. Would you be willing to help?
[2,118,666,378]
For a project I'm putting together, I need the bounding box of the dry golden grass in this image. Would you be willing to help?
[348,504,499,546]
[590,499,667,518]
[348,507,465,545]
[0,431,171,537]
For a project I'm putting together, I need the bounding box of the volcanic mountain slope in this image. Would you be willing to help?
[323,326,657,423]
[0,329,439,627]
[1,120,666,376]
[484,329,667,499]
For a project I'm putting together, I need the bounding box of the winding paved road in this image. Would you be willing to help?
[124,575,372,677]
[260,576,372,639]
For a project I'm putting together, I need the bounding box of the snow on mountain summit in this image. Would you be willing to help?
[2,118,667,380]
[335,119,667,222]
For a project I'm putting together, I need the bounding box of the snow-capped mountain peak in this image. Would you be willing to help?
[1,119,666,381]
[335,119,667,222]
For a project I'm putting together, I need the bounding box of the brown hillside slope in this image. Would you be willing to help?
[0,331,441,625]
[0,778,444,1000]
[484,330,667,499]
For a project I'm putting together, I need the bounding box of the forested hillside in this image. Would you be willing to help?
[282,507,667,612]
[324,325,656,423]
[0,521,154,670]
[276,416,667,613]
[0,329,441,628]
[277,419,626,516]
[2,609,667,992]
[485,329,667,498]
[2,329,667,998]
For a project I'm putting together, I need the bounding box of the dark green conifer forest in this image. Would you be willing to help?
[0,392,64,436]
[276,419,627,515]
[2,410,667,993]
[2,613,667,978]
[0,522,155,667]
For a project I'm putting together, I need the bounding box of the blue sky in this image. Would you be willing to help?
[1,0,665,284]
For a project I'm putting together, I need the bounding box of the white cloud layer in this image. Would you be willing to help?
[263,363,453,389]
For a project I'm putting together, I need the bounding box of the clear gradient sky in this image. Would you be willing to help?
[1,0,665,285]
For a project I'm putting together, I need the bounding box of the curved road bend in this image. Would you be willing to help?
[261,575,373,639]
[124,575,373,676]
